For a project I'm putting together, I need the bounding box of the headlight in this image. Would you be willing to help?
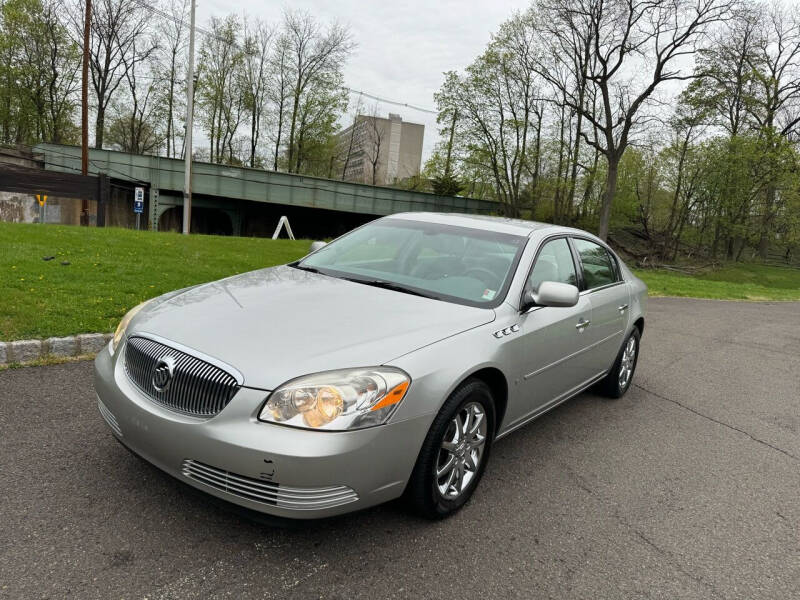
[110,300,151,355]
[258,367,411,431]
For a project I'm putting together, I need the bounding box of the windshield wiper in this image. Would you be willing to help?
[342,277,437,299]
[291,263,322,274]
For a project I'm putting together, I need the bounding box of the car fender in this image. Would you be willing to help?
[386,319,514,427]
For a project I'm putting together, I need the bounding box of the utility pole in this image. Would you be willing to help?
[80,0,91,225]
[182,0,196,235]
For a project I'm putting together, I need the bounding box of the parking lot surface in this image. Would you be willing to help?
[1,297,799,599]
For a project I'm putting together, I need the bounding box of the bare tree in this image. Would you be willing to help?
[155,0,189,158]
[536,0,594,220]
[364,105,384,185]
[196,15,243,164]
[110,34,161,154]
[282,10,354,173]
[292,70,347,174]
[436,11,542,216]
[747,2,800,256]
[242,19,274,168]
[540,0,735,240]
[339,94,364,180]
[70,0,154,148]
[16,0,81,144]
[268,33,292,170]
[686,5,761,137]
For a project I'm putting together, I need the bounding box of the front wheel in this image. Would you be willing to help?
[406,379,495,519]
[598,328,640,398]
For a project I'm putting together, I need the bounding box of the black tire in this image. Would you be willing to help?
[598,327,641,398]
[405,378,496,519]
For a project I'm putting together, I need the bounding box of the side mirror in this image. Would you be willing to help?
[522,281,579,311]
[309,240,327,252]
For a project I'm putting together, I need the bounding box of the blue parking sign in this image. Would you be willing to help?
[134,187,144,214]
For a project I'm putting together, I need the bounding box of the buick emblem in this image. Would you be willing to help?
[152,355,176,392]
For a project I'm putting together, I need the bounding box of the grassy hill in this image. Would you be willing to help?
[2,222,798,341]
[634,263,800,301]
[1,223,310,340]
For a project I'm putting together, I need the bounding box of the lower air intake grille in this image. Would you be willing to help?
[124,336,239,417]
[181,459,359,511]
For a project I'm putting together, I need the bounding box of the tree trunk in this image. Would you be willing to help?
[597,155,618,241]
[95,107,105,149]
[711,219,722,259]
[444,110,458,177]
[566,111,583,223]
[531,112,542,204]
[250,110,257,167]
[341,118,357,180]
[209,103,216,163]
[758,185,776,259]
[167,50,176,157]
[286,90,301,173]
[553,104,567,223]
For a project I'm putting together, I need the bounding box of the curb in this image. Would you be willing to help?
[0,333,113,366]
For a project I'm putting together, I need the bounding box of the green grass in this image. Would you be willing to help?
[0,223,310,341]
[634,263,800,301]
[2,222,798,341]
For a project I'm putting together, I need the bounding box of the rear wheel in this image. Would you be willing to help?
[598,328,640,398]
[406,379,495,519]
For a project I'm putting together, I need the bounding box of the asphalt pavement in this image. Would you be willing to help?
[1,297,799,599]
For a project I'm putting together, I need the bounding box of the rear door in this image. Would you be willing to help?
[571,237,629,377]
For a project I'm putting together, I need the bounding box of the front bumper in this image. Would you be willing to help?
[94,344,432,519]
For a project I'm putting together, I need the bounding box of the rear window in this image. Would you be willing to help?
[573,238,618,290]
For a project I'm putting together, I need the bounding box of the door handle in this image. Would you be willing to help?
[576,319,590,332]
[618,304,629,313]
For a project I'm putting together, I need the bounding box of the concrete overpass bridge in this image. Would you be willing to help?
[34,144,497,238]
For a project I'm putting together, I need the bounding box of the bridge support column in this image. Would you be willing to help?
[149,188,159,231]
[224,209,242,237]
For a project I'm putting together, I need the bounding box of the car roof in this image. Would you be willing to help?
[388,212,558,236]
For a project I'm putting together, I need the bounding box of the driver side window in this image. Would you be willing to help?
[527,238,578,292]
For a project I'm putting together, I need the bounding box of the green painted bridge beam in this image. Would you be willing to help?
[34,143,497,219]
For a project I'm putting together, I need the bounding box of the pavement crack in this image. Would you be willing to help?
[621,518,724,599]
[560,462,725,598]
[634,383,800,463]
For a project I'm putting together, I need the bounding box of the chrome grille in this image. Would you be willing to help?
[124,336,240,417]
[181,459,359,511]
[97,397,122,437]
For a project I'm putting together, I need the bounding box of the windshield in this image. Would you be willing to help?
[296,218,528,306]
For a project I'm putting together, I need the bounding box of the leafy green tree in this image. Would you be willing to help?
[0,0,79,145]
[196,15,244,164]
[280,10,354,174]
[434,12,543,217]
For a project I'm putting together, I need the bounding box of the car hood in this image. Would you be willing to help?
[128,265,495,390]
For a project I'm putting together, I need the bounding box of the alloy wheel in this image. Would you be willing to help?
[435,401,488,500]
[618,335,637,389]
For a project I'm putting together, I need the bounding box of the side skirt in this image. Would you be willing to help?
[495,370,608,441]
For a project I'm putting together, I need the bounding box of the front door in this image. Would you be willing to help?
[504,237,596,429]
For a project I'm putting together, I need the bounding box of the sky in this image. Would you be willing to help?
[200,0,530,160]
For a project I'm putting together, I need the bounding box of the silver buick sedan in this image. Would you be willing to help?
[95,213,647,519]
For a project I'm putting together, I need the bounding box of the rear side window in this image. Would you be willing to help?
[573,238,617,290]
[527,238,578,292]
